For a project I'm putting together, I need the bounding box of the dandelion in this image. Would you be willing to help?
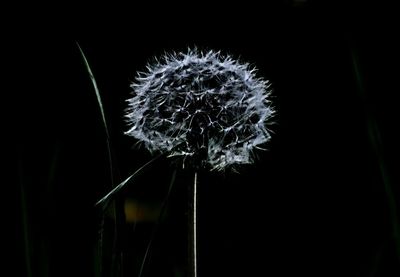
[80,46,276,277]
[125,48,274,171]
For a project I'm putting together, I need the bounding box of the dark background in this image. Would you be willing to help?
[11,1,399,276]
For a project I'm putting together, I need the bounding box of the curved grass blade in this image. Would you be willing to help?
[95,154,163,209]
[77,42,117,277]
[77,42,116,196]
[77,42,109,139]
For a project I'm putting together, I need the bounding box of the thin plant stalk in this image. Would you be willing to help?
[189,172,198,277]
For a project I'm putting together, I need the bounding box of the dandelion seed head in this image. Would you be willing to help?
[125,48,274,171]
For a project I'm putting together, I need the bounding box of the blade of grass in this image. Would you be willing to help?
[76,42,115,192]
[95,154,163,209]
[77,42,119,277]
[77,43,110,139]
[77,43,164,277]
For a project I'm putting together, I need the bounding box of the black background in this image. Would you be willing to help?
[11,1,399,276]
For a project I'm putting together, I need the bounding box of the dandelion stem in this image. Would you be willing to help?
[189,172,198,277]
[194,172,198,277]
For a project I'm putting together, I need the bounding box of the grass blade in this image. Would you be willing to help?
[95,154,163,209]
[76,42,117,277]
[76,42,110,139]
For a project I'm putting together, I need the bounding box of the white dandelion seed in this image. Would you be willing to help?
[125,48,274,171]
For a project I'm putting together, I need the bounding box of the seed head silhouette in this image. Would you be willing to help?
[125,49,274,171]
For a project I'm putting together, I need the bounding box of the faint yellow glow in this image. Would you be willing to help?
[124,198,160,222]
